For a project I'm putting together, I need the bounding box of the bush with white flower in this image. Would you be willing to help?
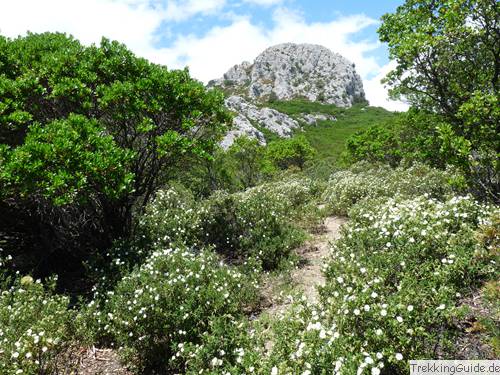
[140,177,319,271]
[322,162,459,215]
[221,194,497,375]
[318,194,497,372]
[0,277,73,374]
[85,246,259,373]
[139,184,202,249]
[199,190,306,270]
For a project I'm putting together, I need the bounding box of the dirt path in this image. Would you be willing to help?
[261,216,347,316]
[75,216,348,372]
[292,216,347,304]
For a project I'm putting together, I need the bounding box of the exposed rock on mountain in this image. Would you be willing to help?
[221,95,299,149]
[300,113,337,125]
[210,43,366,107]
[212,43,366,148]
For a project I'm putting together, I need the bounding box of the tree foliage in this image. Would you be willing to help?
[0,32,230,281]
[226,136,266,188]
[379,0,499,199]
[345,109,448,167]
[380,0,499,119]
[264,135,315,171]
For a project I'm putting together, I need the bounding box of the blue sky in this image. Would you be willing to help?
[0,0,408,110]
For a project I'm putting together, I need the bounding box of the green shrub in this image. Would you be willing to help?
[322,162,460,215]
[344,109,445,168]
[238,195,496,374]
[139,177,318,271]
[226,136,267,189]
[88,246,259,373]
[0,277,73,374]
[1,114,134,206]
[265,135,315,171]
[0,32,230,283]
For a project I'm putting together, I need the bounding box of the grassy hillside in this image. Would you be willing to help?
[267,100,398,164]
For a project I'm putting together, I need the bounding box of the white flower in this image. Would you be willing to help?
[395,353,403,361]
[380,309,387,316]
[12,352,19,358]
[365,356,374,364]
[302,371,311,375]
[396,316,403,323]
[437,304,446,310]
[307,322,322,331]
[354,309,361,316]
[375,329,383,336]
[372,368,381,375]
[271,366,278,375]
[407,305,414,312]
[211,357,218,367]
[371,292,378,298]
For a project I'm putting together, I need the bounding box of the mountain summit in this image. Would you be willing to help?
[210,43,367,148]
[210,43,366,107]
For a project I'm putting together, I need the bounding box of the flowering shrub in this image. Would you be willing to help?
[199,190,305,270]
[245,176,324,227]
[318,195,496,373]
[202,195,496,375]
[0,277,73,374]
[322,162,459,215]
[139,177,319,270]
[138,185,201,249]
[86,246,259,373]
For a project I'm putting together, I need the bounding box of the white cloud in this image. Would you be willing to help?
[165,0,227,22]
[363,61,409,111]
[242,0,283,6]
[0,0,164,51]
[0,0,407,111]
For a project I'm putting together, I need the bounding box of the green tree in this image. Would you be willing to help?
[265,135,315,171]
[227,136,266,188]
[0,32,230,280]
[379,0,499,199]
[172,137,267,196]
[344,109,448,167]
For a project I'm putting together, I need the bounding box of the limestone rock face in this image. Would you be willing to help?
[220,112,266,150]
[220,95,299,149]
[210,43,366,107]
[300,113,337,125]
[211,43,366,148]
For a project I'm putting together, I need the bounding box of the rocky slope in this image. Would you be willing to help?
[221,96,299,149]
[212,43,366,148]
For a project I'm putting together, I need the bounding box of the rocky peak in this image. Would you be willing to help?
[210,43,366,107]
